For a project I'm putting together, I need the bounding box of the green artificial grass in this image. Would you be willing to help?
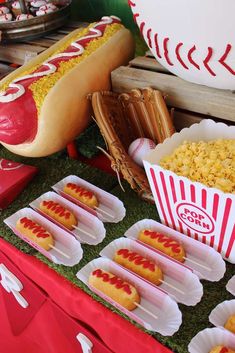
[0,147,234,353]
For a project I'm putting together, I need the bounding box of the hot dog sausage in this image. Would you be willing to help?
[89,268,140,311]
[39,200,77,230]
[138,229,185,262]
[16,217,54,251]
[114,248,163,285]
[63,183,99,209]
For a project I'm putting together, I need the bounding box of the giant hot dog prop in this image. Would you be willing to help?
[0,16,134,157]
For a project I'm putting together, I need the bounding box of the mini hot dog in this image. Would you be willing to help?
[0,16,134,157]
[209,346,235,353]
[63,183,99,209]
[114,248,163,285]
[88,268,140,311]
[39,200,77,230]
[16,217,54,250]
[138,229,186,262]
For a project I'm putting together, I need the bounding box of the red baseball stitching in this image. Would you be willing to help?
[128,1,235,77]
[139,21,145,37]
[133,13,139,23]
[148,139,156,149]
[154,33,162,59]
[188,45,200,70]
[163,38,174,66]
[128,0,136,7]
[203,47,216,76]
[147,28,152,49]
[175,43,189,70]
[130,138,145,160]
[219,44,235,75]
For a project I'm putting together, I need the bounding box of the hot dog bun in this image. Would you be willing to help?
[39,200,77,230]
[0,17,134,157]
[209,346,235,353]
[16,217,54,250]
[114,248,163,285]
[63,183,99,209]
[138,229,186,262]
[89,268,140,311]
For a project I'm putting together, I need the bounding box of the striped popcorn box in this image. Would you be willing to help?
[143,120,235,263]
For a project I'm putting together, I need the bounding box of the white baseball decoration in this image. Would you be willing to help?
[129,0,235,89]
[128,138,156,167]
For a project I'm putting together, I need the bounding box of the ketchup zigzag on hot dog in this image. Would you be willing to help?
[89,268,140,311]
[0,16,134,157]
[138,230,186,262]
[16,217,54,250]
[114,249,163,285]
[63,182,99,209]
[39,200,77,230]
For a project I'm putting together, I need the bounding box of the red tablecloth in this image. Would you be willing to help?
[0,237,173,353]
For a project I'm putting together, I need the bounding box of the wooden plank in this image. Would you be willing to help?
[57,29,71,34]
[0,43,45,65]
[23,38,56,48]
[111,66,235,123]
[0,63,15,79]
[65,21,89,29]
[173,110,203,131]
[130,57,170,74]
[173,109,235,130]
[44,33,65,41]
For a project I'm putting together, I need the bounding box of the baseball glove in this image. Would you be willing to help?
[90,87,175,203]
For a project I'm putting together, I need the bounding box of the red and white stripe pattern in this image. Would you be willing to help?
[145,164,235,263]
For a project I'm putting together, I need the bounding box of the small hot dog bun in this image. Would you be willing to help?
[114,248,163,285]
[138,229,186,263]
[39,200,77,230]
[0,16,134,157]
[16,217,54,250]
[89,268,140,311]
[209,346,235,353]
[224,315,235,334]
[63,183,99,209]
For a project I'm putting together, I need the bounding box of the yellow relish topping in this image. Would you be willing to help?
[30,22,123,114]
[0,21,123,115]
[0,24,93,92]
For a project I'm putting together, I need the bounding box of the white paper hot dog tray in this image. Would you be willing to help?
[100,237,203,306]
[227,276,235,296]
[4,208,83,266]
[209,299,235,333]
[52,175,126,223]
[125,219,226,282]
[188,327,235,353]
[77,257,182,336]
[30,191,106,246]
